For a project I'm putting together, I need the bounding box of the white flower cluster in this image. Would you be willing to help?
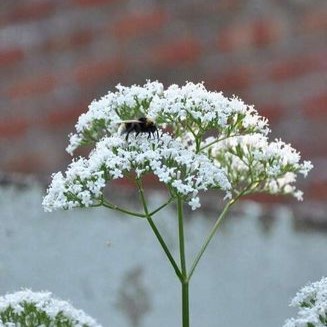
[283,277,327,327]
[44,80,312,213]
[206,133,313,199]
[148,82,269,137]
[66,81,269,154]
[0,289,101,327]
[66,80,164,154]
[43,133,231,212]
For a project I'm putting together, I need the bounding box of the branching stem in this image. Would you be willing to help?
[188,200,233,281]
[136,178,183,281]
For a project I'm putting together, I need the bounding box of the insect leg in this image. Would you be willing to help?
[125,125,134,141]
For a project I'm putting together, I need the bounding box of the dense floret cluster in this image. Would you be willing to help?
[283,277,327,327]
[0,289,101,327]
[44,134,231,212]
[43,81,312,212]
[206,133,312,199]
[66,81,269,154]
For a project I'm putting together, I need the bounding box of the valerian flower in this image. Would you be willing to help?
[43,133,231,212]
[283,277,327,327]
[205,133,313,200]
[44,81,312,213]
[66,80,164,155]
[0,289,101,327]
[66,81,269,154]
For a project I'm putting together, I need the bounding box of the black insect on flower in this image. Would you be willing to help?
[118,117,159,141]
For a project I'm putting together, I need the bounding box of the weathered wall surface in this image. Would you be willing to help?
[1,185,327,326]
[0,0,326,203]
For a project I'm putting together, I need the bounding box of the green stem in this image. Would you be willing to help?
[182,280,190,327]
[188,200,233,281]
[177,196,189,327]
[149,197,175,216]
[199,133,244,152]
[101,196,174,219]
[136,178,183,281]
[177,196,187,276]
[102,200,146,218]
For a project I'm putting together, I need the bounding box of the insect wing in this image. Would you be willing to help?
[118,120,140,123]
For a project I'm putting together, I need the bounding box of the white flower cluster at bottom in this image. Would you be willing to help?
[0,289,101,327]
[283,277,327,327]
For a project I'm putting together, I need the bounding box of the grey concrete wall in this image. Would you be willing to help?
[0,185,327,326]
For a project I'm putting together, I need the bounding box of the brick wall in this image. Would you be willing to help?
[0,0,326,202]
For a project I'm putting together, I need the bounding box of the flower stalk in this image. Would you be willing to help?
[188,200,233,281]
[177,196,190,327]
[136,178,183,281]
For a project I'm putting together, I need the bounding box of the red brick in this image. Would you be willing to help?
[308,181,327,201]
[0,118,29,138]
[74,57,125,86]
[72,0,118,6]
[7,1,55,23]
[259,104,284,122]
[112,173,165,190]
[299,6,327,33]
[112,10,169,40]
[218,18,283,52]
[252,19,283,47]
[294,139,327,158]
[218,22,252,52]
[176,0,240,18]
[209,66,252,93]
[216,0,240,10]
[150,38,201,67]
[4,153,46,174]
[303,93,327,119]
[140,173,165,189]
[42,30,94,52]
[70,30,94,47]
[244,192,289,204]
[190,0,241,13]
[6,74,56,99]
[45,102,88,128]
[269,55,322,82]
[112,178,134,189]
[0,48,24,67]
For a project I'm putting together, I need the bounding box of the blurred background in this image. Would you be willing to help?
[0,0,326,326]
